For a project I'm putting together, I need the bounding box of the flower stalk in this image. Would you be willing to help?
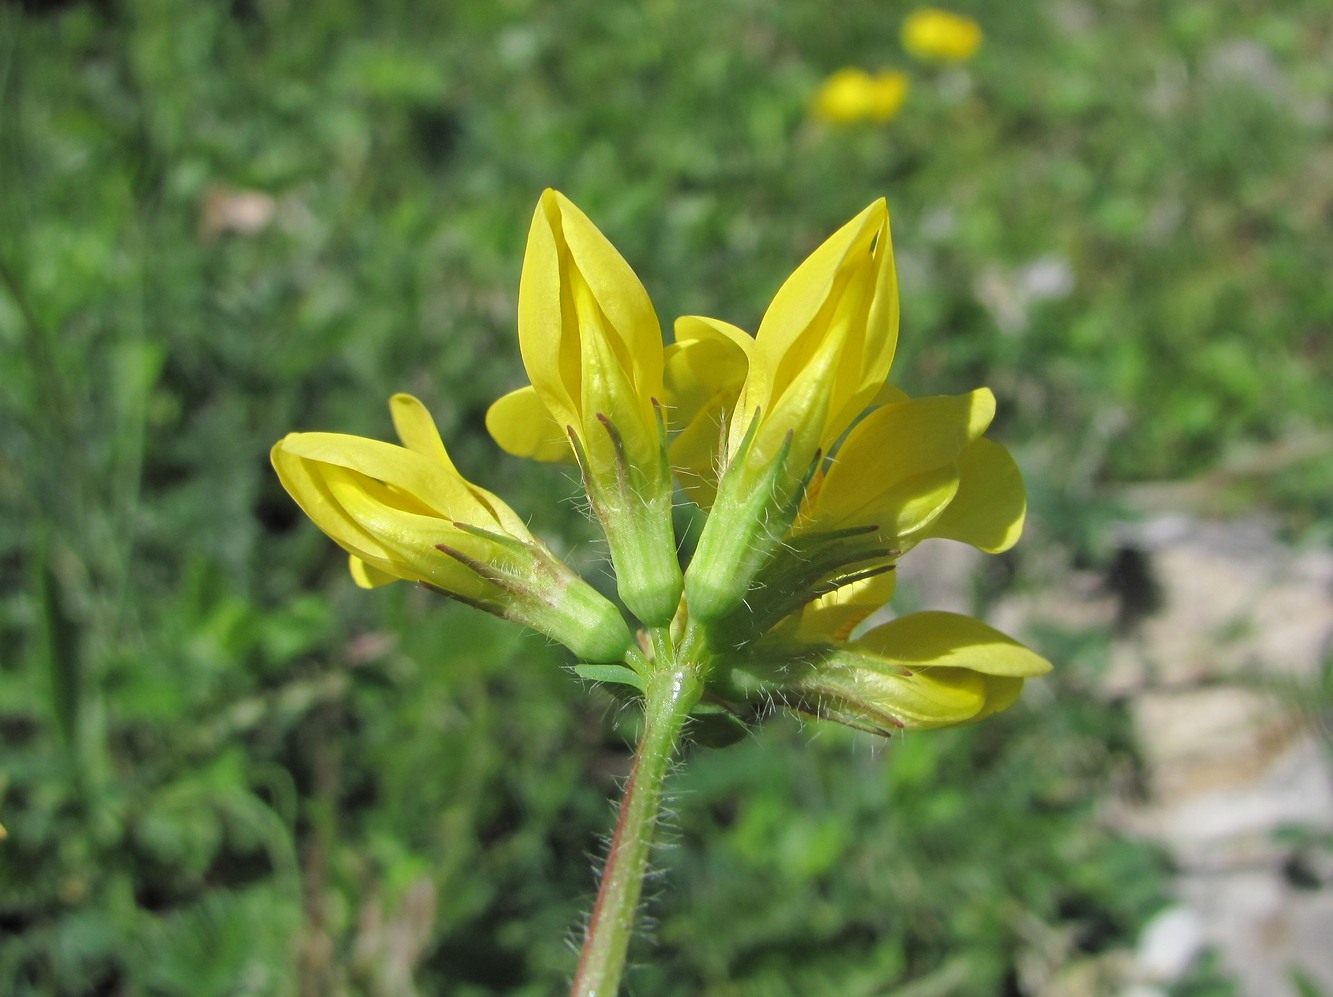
[571,629,703,997]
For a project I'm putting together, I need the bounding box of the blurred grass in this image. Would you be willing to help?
[1,0,1328,992]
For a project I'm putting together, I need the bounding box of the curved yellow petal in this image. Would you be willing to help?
[855,611,1051,678]
[666,316,753,506]
[970,675,1026,722]
[870,381,910,408]
[924,437,1027,553]
[751,200,885,380]
[666,316,752,423]
[733,198,898,468]
[271,438,397,564]
[278,432,489,524]
[574,273,658,467]
[485,385,571,463]
[554,192,663,392]
[389,393,541,540]
[808,389,992,533]
[389,393,455,471]
[517,192,579,425]
[349,555,399,589]
[847,466,959,540]
[804,659,987,729]
[794,570,898,642]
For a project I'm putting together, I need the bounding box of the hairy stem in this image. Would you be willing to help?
[571,630,702,997]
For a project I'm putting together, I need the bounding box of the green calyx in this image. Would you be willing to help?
[434,526,633,664]
[683,415,829,632]
[569,406,683,628]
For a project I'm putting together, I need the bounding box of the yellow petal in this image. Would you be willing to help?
[320,468,495,595]
[388,394,456,471]
[666,316,752,423]
[485,385,571,463]
[924,437,1027,553]
[731,199,897,469]
[809,389,992,532]
[278,432,489,524]
[349,555,398,589]
[517,192,581,426]
[271,438,397,564]
[970,675,1026,722]
[518,189,664,451]
[870,380,909,408]
[794,570,898,642]
[666,316,753,505]
[552,191,663,395]
[810,659,987,729]
[575,272,660,469]
[750,199,885,397]
[855,611,1051,678]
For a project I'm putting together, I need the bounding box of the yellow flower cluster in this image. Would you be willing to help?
[274,190,1048,735]
[811,8,983,126]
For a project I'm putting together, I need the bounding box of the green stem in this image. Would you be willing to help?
[571,631,702,997]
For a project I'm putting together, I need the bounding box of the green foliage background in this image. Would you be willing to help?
[2,0,1328,992]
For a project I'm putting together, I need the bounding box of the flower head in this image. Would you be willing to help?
[274,190,1048,744]
[272,393,632,663]
[902,8,983,63]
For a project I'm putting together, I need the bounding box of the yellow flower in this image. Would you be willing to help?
[715,612,1050,734]
[730,198,899,494]
[801,387,996,537]
[272,393,632,663]
[698,378,1043,734]
[712,387,1026,648]
[487,190,682,625]
[685,199,899,623]
[812,68,910,125]
[901,8,983,63]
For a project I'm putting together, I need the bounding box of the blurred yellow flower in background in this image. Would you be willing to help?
[812,68,909,125]
[902,8,983,63]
